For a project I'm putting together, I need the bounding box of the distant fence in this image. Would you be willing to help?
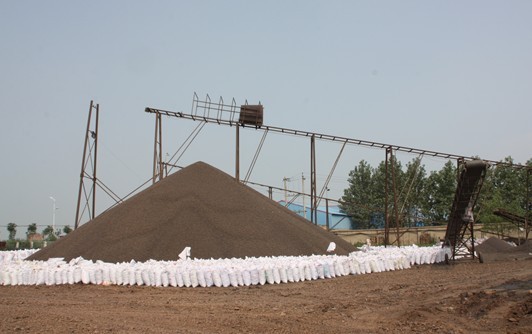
[335,226,448,246]
[335,224,529,246]
[0,240,52,251]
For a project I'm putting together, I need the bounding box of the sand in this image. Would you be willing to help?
[28,162,356,262]
[476,237,531,263]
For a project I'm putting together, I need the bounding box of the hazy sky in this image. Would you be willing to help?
[1,1,531,237]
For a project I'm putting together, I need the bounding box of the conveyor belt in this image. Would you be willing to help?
[493,208,526,225]
[444,160,488,259]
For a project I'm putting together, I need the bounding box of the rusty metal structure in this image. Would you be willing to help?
[74,101,122,229]
[443,160,488,260]
[493,208,530,241]
[75,101,99,229]
[74,94,530,252]
[144,93,529,249]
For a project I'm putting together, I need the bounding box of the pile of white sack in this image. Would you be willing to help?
[0,245,451,287]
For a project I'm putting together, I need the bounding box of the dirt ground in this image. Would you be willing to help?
[1,259,530,334]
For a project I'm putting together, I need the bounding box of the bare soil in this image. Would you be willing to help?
[1,259,530,333]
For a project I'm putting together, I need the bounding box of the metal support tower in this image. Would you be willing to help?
[444,160,488,260]
[152,112,163,184]
[236,124,240,181]
[75,101,99,229]
[384,147,401,246]
[310,135,317,224]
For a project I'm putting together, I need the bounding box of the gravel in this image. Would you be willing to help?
[28,161,356,262]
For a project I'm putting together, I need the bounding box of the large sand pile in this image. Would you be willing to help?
[29,162,356,262]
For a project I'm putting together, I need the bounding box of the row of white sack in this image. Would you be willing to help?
[0,249,38,265]
[0,245,451,287]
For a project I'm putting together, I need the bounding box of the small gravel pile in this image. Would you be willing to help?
[29,162,356,262]
[476,237,531,262]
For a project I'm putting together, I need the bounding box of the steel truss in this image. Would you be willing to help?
[145,93,529,247]
[74,101,122,229]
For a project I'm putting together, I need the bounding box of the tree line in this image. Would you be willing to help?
[4,223,72,242]
[340,156,531,234]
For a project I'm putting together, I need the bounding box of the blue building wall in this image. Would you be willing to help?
[278,201,354,230]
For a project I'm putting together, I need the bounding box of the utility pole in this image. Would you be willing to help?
[49,196,56,236]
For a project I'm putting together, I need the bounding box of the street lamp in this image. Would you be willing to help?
[49,196,56,236]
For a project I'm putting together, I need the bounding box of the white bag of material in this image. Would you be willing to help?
[309,263,318,280]
[258,268,266,285]
[272,267,281,284]
[304,265,312,281]
[292,265,300,282]
[46,270,54,286]
[2,270,11,285]
[286,266,294,282]
[10,271,18,286]
[176,270,184,288]
[128,269,136,286]
[149,269,156,287]
[341,260,350,276]
[196,270,206,288]
[430,251,437,264]
[212,270,222,287]
[265,268,274,284]
[415,252,421,265]
[81,267,90,284]
[116,268,123,285]
[168,270,177,287]
[220,270,230,288]
[322,262,330,278]
[95,269,103,285]
[60,269,68,284]
[155,268,163,287]
[236,269,244,286]
[250,268,259,285]
[22,270,30,285]
[37,269,45,285]
[279,266,288,283]
[298,265,306,281]
[347,260,357,275]
[141,269,150,286]
[334,260,344,276]
[178,247,191,260]
[88,269,96,285]
[228,270,238,287]
[103,267,111,284]
[182,270,191,287]
[315,262,324,279]
[329,262,336,278]
[369,260,379,273]
[204,271,214,288]
[67,269,75,285]
[242,270,251,286]
[364,260,371,274]
[161,271,169,287]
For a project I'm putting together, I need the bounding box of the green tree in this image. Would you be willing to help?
[340,160,375,228]
[42,225,57,241]
[478,157,531,236]
[7,223,17,240]
[63,225,73,235]
[372,156,405,228]
[340,156,407,229]
[423,160,456,224]
[400,157,427,226]
[26,223,37,239]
